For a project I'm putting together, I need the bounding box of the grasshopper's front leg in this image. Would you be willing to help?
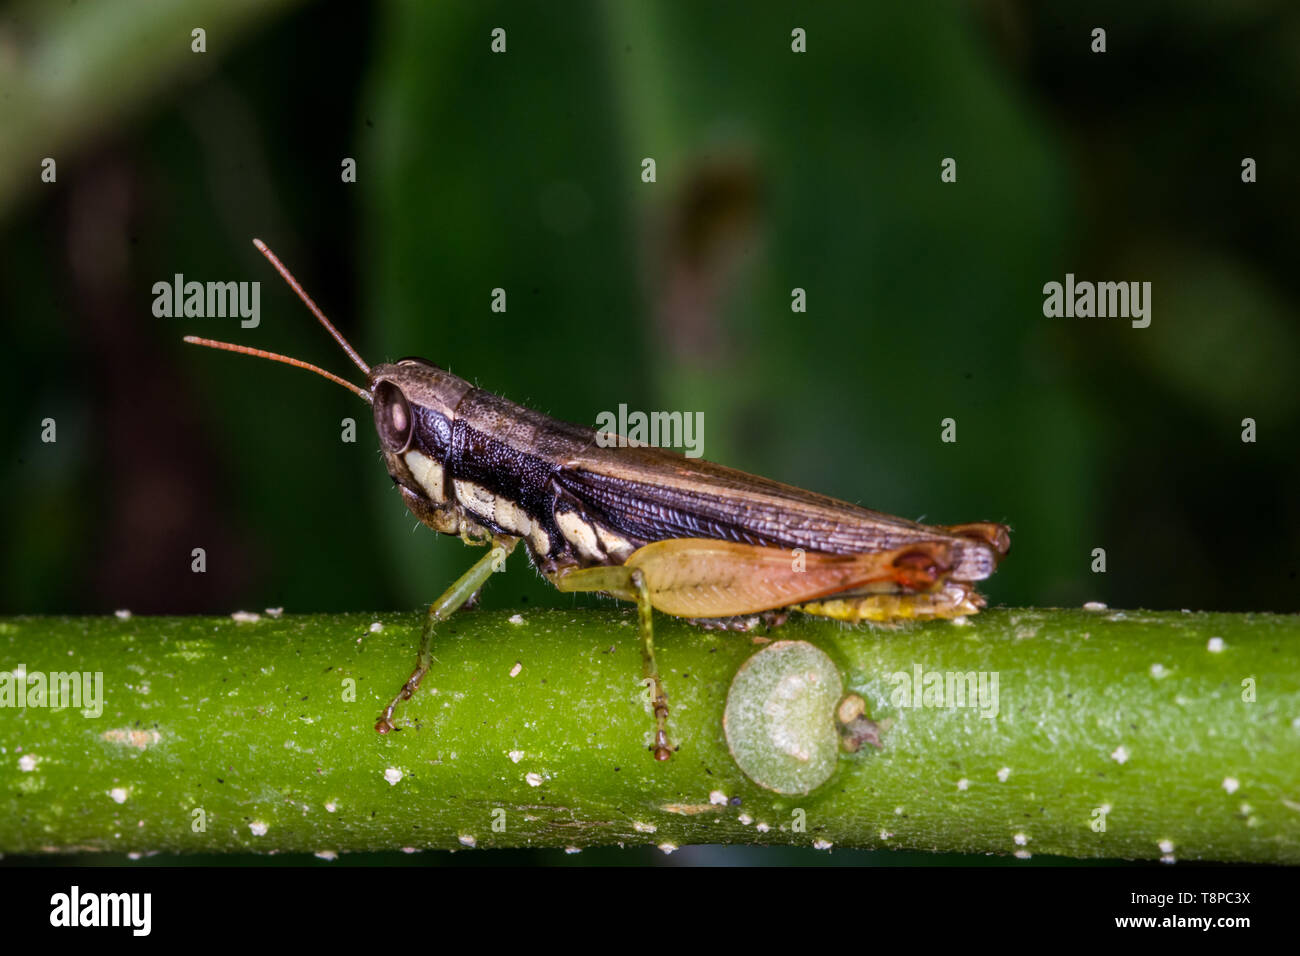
[551,564,672,760]
[376,536,518,733]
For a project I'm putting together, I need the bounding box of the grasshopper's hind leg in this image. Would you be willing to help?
[376,537,518,734]
[549,536,965,759]
[551,564,672,760]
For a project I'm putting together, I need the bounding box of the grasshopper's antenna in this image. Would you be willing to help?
[183,336,373,403]
[251,238,370,377]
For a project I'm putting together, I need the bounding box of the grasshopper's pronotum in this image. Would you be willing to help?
[187,240,1010,760]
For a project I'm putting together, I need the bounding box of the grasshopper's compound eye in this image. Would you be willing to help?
[374,380,413,454]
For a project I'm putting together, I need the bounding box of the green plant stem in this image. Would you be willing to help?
[1,608,1297,861]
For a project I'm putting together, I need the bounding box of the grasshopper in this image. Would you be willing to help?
[187,240,1010,760]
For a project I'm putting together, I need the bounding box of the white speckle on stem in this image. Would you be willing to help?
[997,767,1011,782]
[249,821,268,836]
[564,846,581,855]
[458,835,477,848]
[18,754,37,772]
[1223,777,1240,794]
[231,611,261,624]
[265,607,284,618]
[109,788,128,805]
[525,772,543,787]
[508,750,525,763]
[1158,839,1174,854]
[114,609,132,620]
[509,662,522,678]
[1111,746,1130,764]
[325,801,337,813]
[756,823,770,833]
[384,768,403,786]
[315,850,337,861]
[813,839,833,851]
[369,622,383,633]
[709,790,728,806]
[1083,601,1107,611]
[1207,637,1225,653]
[956,778,970,791]
[658,843,678,855]
[1013,832,1029,846]
[1150,663,1168,679]
[102,728,161,750]
[633,821,657,834]
[738,814,753,826]
[1014,850,1032,860]
[508,614,525,626]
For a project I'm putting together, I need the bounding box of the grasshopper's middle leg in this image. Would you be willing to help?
[375,536,518,734]
[551,564,672,760]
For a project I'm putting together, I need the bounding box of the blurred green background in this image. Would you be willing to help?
[1,0,1297,864]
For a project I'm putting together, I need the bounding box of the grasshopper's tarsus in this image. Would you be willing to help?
[376,538,517,734]
[374,671,423,734]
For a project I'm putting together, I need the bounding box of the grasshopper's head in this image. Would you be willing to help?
[367,359,472,529]
[184,239,470,535]
[368,359,468,460]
